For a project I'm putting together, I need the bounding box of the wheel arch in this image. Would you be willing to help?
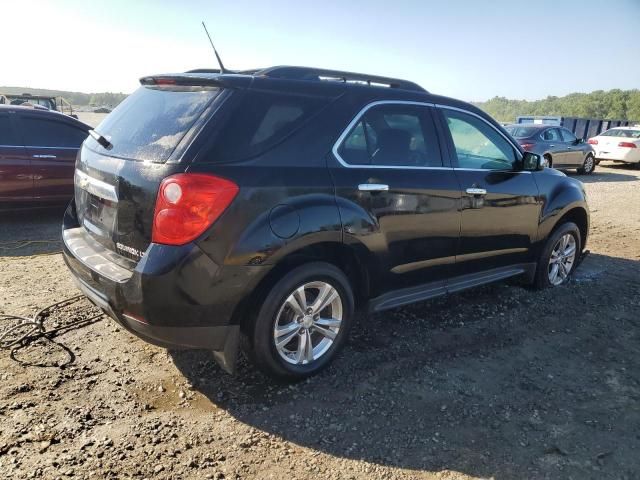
[232,241,370,332]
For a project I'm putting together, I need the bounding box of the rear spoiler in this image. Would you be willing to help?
[139,73,252,89]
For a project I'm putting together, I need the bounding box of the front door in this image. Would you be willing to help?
[0,111,32,202]
[330,102,461,294]
[559,128,583,166]
[436,106,541,277]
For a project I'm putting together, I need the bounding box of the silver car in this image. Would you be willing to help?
[505,124,596,174]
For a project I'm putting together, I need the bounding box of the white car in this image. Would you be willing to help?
[588,126,640,167]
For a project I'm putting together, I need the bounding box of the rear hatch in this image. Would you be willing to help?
[74,81,225,261]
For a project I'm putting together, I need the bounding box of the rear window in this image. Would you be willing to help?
[205,90,330,162]
[504,126,540,138]
[87,86,220,162]
[601,128,640,138]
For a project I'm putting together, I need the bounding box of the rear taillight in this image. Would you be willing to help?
[618,142,637,148]
[152,173,239,245]
[587,138,598,145]
[519,142,534,151]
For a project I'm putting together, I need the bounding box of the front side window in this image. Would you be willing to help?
[560,128,577,143]
[442,109,517,170]
[338,104,441,167]
[22,117,88,147]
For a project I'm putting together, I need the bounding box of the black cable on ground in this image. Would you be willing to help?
[0,295,103,350]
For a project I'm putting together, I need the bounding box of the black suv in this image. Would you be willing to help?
[62,66,589,379]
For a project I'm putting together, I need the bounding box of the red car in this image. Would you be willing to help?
[0,104,90,209]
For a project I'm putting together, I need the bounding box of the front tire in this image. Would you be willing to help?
[533,222,581,289]
[245,262,354,380]
[577,154,595,174]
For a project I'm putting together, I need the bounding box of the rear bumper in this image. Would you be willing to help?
[62,201,265,352]
[71,274,238,350]
[595,149,640,163]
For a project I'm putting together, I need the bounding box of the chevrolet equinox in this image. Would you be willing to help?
[62,66,589,379]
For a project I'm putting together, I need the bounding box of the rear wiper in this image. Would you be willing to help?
[89,130,113,150]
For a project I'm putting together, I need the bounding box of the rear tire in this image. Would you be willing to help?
[577,154,595,174]
[544,154,552,168]
[533,222,581,289]
[244,262,354,380]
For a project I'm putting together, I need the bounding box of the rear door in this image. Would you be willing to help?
[436,105,540,278]
[330,101,461,293]
[0,111,32,202]
[17,113,88,202]
[74,84,224,259]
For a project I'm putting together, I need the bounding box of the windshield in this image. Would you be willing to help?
[601,128,640,139]
[504,126,540,138]
[86,85,220,162]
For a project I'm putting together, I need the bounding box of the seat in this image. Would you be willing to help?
[372,128,411,166]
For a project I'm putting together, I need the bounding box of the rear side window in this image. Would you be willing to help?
[505,126,539,138]
[0,115,16,145]
[542,128,562,142]
[207,90,330,162]
[88,86,220,162]
[22,117,88,147]
[338,104,441,167]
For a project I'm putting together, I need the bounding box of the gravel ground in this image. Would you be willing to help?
[1,163,639,480]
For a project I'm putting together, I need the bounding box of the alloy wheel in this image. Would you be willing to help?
[273,281,343,365]
[583,155,594,173]
[548,233,577,285]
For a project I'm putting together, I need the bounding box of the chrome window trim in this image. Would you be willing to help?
[331,100,453,170]
[0,144,79,150]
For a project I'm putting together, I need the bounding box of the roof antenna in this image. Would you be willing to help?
[202,21,228,74]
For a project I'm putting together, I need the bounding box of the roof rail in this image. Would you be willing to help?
[257,66,427,92]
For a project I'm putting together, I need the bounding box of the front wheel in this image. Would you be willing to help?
[533,222,581,289]
[577,154,595,174]
[245,262,354,380]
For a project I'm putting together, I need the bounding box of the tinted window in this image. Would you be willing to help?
[0,115,16,145]
[504,126,540,138]
[88,86,220,162]
[541,128,562,142]
[443,109,517,170]
[338,104,441,167]
[560,128,577,142]
[22,117,88,147]
[208,90,330,162]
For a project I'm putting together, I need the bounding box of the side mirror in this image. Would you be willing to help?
[574,138,584,145]
[523,152,544,171]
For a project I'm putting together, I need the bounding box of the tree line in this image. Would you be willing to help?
[0,86,128,108]
[474,89,640,124]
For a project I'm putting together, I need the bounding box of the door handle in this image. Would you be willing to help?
[32,154,57,159]
[465,187,487,196]
[358,183,389,192]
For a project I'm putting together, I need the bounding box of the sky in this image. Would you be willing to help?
[2,0,639,101]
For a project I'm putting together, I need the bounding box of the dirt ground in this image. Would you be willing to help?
[1,163,639,480]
